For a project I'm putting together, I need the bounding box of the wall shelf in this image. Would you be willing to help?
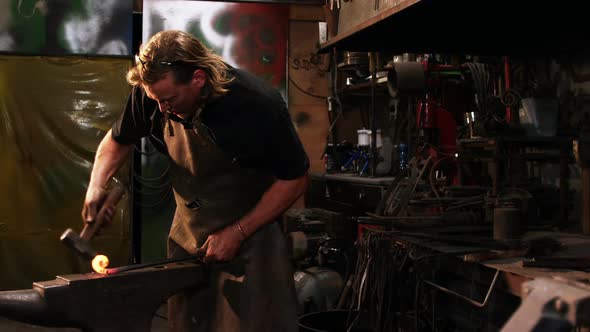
[338,80,389,97]
[319,0,590,56]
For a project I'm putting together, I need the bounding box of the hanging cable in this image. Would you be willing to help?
[288,76,329,99]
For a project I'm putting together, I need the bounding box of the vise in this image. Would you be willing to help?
[501,277,590,331]
[0,259,207,332]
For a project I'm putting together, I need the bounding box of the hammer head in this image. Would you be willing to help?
[60,228,97,260]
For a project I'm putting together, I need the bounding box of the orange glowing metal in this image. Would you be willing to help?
[92,254,110,274]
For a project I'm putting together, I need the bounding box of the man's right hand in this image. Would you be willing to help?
[81,186,108,224]
[81,130,133,226]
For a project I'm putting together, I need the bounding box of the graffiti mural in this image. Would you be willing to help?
[0,0,132,56]
[143,0,288,93]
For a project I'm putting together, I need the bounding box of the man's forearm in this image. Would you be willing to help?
[237,173,309,238]
[88,129,133,189]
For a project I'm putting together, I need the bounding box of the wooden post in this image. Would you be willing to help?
[574,137,590,234]
[582,167,590,235]
[560,143,570,229]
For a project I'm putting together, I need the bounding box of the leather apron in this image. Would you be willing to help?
[163,114,298,332]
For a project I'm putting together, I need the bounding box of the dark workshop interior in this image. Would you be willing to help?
[1,0,590,331]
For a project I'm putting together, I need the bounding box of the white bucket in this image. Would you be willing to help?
[357,129,382,147]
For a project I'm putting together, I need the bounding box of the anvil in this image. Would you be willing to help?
[0,260,207,332]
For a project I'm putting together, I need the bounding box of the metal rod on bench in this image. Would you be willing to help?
[423,269,500,308]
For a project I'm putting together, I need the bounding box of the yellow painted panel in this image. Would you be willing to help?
[0,55,132,290]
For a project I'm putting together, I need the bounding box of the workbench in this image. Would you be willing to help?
[390,228,590,297]
[354,226,590,330]
[307,172,396,217]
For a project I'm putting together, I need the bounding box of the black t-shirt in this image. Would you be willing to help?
[112,67,309,180]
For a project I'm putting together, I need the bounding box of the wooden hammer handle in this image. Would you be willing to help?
[80,185,125,242]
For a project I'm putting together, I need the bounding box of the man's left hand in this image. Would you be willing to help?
[197,223,244,262]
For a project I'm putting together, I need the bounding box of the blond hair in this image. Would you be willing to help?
[127,30,233,100]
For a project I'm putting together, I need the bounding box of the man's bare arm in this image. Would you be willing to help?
[200,172,309,261]
[238,173,309,238]
[82,129,133,223]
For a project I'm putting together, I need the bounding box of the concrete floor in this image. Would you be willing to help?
[0,305,169,331]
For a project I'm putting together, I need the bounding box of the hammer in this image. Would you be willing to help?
[60,185,125,260]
